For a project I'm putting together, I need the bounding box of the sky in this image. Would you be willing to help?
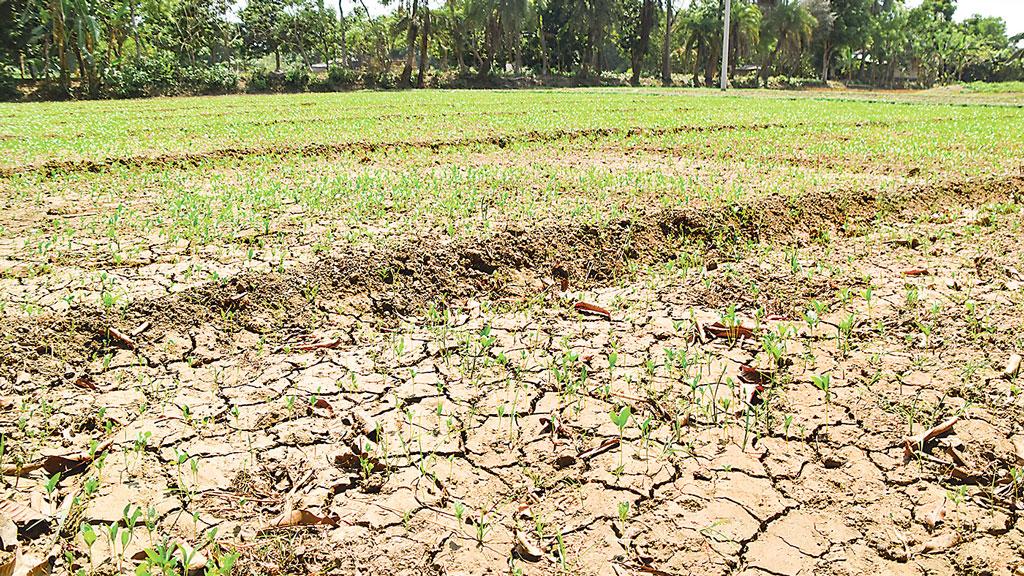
[907,0,1024,36]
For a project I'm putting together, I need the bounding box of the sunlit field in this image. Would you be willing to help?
[2,88,1023,576]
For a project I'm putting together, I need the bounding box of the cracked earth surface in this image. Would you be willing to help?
[3,192,1023,575]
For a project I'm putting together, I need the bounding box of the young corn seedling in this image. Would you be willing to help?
[811,374,833,439]
[610,405,631,469]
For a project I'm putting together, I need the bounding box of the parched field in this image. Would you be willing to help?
[1,88,1023,576]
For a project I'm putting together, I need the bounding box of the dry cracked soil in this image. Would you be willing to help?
[3,180,1024,576]
[1,131,1023,575]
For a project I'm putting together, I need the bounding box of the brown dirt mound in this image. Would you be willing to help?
[0,174,1019,381]
[0,119,902,179]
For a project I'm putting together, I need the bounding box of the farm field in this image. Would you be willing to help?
[1,88,1023,576]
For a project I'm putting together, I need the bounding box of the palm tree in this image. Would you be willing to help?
[728,0,761,77]
[760,0,816,85]
[400,0,419,86]
[681,0,720,86]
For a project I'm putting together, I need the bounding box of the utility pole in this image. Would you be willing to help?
[721,0,731,90]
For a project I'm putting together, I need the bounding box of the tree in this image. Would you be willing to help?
[660,0,672,84]
[619,0,656,86]
[827,0,871,81]
[728,0,761,77]
[241,0,286,70]
[760,0,816,84]
[400,0,419,85]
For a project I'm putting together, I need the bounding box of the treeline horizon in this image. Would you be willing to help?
[1,0,1022,100]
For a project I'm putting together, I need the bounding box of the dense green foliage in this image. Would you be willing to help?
[0,0,1022,99]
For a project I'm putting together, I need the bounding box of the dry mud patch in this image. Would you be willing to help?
[2,181,1024,575]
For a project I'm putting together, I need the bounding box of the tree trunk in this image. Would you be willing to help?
[630,0,655,86]
[416,8,429,87]
[449,0,464,73]
[761,35,782,87]
[661,0,672,85]
[538,12,549,75]
[50,0,70,94]
[84,31,100,98]
[275,49,281,72]
[401,0,419,86]
[73,40,87,94]
[821,41,829,81]
[705,39,717,87]
[42,35,51,79]
[339,0,347,62]
[693,39,702,86]
[479,12,497,79]
[130,0,141,61]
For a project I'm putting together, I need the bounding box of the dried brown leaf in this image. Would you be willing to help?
[0,552,13,576]
[19,555,52,576]
[0,501,46,526]
[514,529,545,561]
[292,339,343,352]
[104,326,137,350]
[0,519,15,550]
[923,498,946,531]
[578,437,619,460]
[704,322,754,340]
[920,531,960,554]
[574,302,611,320]
[902,268,930,277]
[904,417,958,459]
[311,398,334,418]
[72,376,100,392]
[1,439,112,477]
[260,509,340,532]
[1004,354,1022,379]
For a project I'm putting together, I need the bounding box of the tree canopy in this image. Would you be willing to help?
[1,0,1021,98]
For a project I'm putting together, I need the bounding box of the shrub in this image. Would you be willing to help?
[102,53,177,98]
[284,64,309,89]
[327,66,359,86]
[183,63,239,94]
[0,72,19,101]
[731,73,761,89]
[247,66,278,92]
[765,76,826,90]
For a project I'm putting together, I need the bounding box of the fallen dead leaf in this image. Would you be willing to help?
[703,322,754,340]
[0,502,46,527]
[923,498,946,530]
[738,364,771,386]
[1,439,112,477]
[574,302,611,320]
[174,542,207,571]
[904,417,958,459]
[1004,354,1022,379]
[129,321,150,337]
[16,552,53,576]
[311,398,335,418]
[104,326,137,350]
[0,552,12,576]
[72,376,100,392]
[578,438,619,460]
[260,509,340,532]
[292,339,343,352]
[919,531,960,554]
[0,519,15,550]
[902,268,930,276]
[514,529,545,561]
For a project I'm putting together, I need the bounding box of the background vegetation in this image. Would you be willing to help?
[0,0,1022,100]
